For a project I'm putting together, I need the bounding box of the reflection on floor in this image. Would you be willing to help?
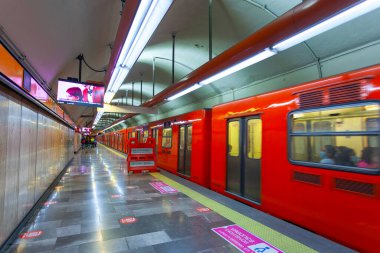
[5,146,238,253]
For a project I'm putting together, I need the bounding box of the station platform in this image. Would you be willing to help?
[3,145,355,253]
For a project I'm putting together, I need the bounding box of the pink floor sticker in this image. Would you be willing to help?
[212,225,284,253]
[119,216,138,224]
[19,230,43,239]
[43,201,57,206]
[149,181,178,194]
[197,207,211,213]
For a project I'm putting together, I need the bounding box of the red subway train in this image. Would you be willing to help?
[99,64,380,252]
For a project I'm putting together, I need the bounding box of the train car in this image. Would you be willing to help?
[210,64,380,252]
[115,129,127,152]
[149,109,211,187]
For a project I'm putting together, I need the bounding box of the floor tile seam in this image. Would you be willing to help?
[150,172,317,253]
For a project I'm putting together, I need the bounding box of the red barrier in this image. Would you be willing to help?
[127,137,158,173]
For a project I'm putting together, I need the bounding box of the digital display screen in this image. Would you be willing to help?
[23,70,31,92]
[29,77,49,102]
[57,79,104,107]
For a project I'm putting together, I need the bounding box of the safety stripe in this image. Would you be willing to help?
[150,172,317,253]
[98,143,127,158]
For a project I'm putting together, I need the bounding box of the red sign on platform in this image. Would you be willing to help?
[119,216,138,224]
[19,230,43,239]
[43,201,57,206]
[197,207,211,213]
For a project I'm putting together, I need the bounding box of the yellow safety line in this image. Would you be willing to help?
[98,143,127,159]
[150,172,317,253]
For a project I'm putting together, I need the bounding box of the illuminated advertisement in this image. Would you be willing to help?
[57,79,104,107]
[81,127,91,132]
[0,43,23,87]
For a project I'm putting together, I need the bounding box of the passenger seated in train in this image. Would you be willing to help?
[320,145,336,164]
[335,146,356,167]
[358,147,380,168]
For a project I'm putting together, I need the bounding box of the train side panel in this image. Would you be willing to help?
[211,64,380,252]
[151,109,211,187]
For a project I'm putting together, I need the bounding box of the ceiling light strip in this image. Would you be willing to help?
[104,0,173,104]
[93,110,104,125]
[167,0,380,101]
[167,84,202,101]
[273,0,380,52]
[200,49,276,85]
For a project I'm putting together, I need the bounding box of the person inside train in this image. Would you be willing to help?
[335,146,356,167]
[320,145,336,164]
[358,147,380,168]
[349,148,359,165]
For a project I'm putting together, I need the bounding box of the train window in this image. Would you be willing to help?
[143,130,148,143]
[187,126,192,151]
[132,132,136,138]
[162,128,172,148]
[228,121,240,157]
[179,127,185,150]
[247,119,262,159]
[289,102,380,174]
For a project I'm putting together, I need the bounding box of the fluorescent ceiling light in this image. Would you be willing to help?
[167,84,202,101]
[93,110,104,125]
[200,49,276,85]
[104,92,115,104]
[104,0,173,103]
[273,0,380,52]
[103,120,125,131]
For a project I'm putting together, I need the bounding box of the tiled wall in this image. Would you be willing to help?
[0,85,74,245]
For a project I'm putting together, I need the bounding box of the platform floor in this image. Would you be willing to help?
[3,145,356,253]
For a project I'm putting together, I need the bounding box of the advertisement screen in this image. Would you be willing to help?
[0,43,23,87]
[57,79,104,107]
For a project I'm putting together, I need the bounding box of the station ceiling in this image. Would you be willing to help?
[1,0,380,129]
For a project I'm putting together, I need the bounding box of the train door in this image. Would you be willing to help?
[178,125,192,176]
[227,117,262,203]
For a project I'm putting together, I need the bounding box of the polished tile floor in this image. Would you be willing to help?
[5,147,238,253]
